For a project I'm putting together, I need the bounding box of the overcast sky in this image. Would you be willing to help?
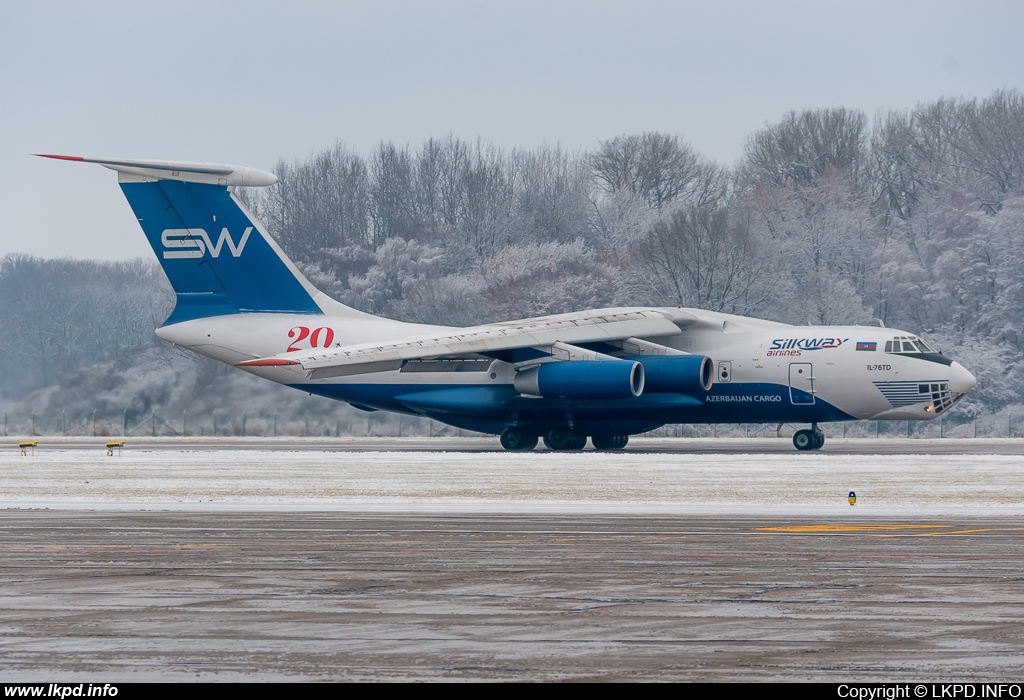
[2,0,1022,260]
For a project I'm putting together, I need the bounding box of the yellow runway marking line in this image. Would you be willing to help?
[916,527,1024,536]
[755,524,948,534]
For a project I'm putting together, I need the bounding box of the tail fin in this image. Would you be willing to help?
[38,155,354,326]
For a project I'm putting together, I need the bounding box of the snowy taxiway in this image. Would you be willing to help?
[1,438,1022,514]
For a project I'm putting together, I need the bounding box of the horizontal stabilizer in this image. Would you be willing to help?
[34,154,278,187]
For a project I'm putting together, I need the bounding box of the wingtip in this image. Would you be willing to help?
[33,154,84,161]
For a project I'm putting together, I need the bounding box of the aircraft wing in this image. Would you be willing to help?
[238,308,689,379]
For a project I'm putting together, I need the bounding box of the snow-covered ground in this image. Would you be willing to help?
[2,443,1022,516]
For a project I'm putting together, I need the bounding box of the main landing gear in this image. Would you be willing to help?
[793,424,825,451]
[499,427,539,451]
[498,428,630,451]
[591,435,629,450]
[542,429,587,451]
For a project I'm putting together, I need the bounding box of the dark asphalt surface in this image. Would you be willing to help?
[2,511,1022,681]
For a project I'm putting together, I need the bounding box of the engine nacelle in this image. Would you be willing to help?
[514,360,645,399]
[624,355,713,393]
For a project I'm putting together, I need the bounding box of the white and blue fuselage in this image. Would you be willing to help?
[155,309,976,437]
[44,154,976,451]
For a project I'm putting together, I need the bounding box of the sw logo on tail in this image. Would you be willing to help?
[161,227,253,259]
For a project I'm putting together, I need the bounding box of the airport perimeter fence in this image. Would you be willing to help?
[640,414,1022,439]
[0,408,455,439]
[1,407,1022,440]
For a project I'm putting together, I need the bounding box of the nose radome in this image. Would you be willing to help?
[949,361,977,395]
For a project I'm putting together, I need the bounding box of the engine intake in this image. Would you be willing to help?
[514,360,644,399]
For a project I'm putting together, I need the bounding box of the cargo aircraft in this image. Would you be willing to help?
[41,155,977,451]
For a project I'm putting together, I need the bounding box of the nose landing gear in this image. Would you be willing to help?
[793,424,825,451]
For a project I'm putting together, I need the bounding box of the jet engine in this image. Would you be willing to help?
[514,360,645,399]
[625,355,713,393]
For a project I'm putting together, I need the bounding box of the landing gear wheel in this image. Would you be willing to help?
[592,435,629,450]
[500,428,538,451]
[544,429,587,451]
[793,429,815,451]
[810,423,825,450]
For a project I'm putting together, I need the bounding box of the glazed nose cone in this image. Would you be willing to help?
[948,361,977,395]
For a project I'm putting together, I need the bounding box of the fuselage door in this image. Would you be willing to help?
[789,362,815,404]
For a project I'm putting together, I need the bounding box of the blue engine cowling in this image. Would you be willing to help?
[514,360,645,399]
[623,355,713,393]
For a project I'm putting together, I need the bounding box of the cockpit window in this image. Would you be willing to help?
[886,335,937,355]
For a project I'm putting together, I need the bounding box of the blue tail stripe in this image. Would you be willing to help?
[120,180,322,324]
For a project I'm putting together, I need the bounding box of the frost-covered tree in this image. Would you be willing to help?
[478,240,618,320]
[512,144,592,245]
[956,90,1024,209]
[872,91,1024,221]
[985,197,1024,351]
[368,142,417,247]
[396,275,486,327]
[592,132,721,209]
[627,202,772,315]
[741,170,875,324]
[925,329,1022,416]
[742,108,869,191]
[343,237,446,317]
[251,143,370,259]
[0,256,171,398]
